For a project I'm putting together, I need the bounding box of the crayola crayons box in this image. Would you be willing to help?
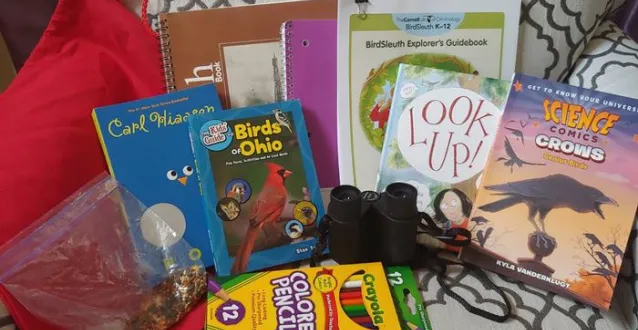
[206,262,401,329]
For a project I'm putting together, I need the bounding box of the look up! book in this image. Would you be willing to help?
[205,262,402,329]
[189,100,325,276]
[377,64,510,252]
[461,74,638,309]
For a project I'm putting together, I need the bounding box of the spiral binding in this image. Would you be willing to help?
[281,21,295,100]
[158,18,176,93]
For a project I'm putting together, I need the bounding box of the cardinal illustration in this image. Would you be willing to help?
[231,162,292,274]
[274,109,293,134]
[369,97,392,130]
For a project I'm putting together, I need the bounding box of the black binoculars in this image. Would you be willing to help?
[324,182,420,266]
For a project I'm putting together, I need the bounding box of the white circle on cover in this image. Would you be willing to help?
[397,87,500,184]
[141,203,186,247]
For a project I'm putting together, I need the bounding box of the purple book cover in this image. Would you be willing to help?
[282,19,339,189]
[461,74,638,310]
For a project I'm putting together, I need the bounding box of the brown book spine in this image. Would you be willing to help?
[158,17,176,93]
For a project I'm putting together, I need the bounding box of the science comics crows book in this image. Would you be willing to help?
[188,100,324,276]
[460,74,638,309]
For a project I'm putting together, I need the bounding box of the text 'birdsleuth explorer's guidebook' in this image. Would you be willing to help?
[460,74,638,310]
[337,0,521,191]
[188,100,324,276]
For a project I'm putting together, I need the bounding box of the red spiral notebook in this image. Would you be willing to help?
[281,19,339,191]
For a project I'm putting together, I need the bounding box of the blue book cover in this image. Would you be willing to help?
[188,100,325,275]
[92,84,222,268]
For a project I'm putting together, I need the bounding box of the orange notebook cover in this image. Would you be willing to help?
[159,0,336,108]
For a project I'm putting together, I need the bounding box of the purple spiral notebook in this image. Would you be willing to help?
[282,19,339,190]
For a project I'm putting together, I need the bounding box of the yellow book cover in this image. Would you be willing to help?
[206,262,402,329]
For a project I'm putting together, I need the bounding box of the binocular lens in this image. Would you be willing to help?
[332,186,361,202]
[386,183,417,200]
[383,183,418,219]
[328,185,362,222]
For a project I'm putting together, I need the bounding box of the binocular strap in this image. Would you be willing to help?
[417,212,512,323]
[420,255,513,323]
[310,212,512,323]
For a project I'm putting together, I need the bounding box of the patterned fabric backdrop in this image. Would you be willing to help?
[516,0,626,81]
[569,20,638,98]
[141,0,299,31]
[0,301,15,330]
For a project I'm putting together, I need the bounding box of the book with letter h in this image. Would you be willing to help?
[158,0,336,108]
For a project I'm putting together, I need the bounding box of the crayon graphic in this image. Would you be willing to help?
[406,321,421,330]
[207,277,230,302]
[343,279,363,289]
[341,274,379,329]
[341,297,364,305]
[343,304,368,317]
[340,289,363,300]
[350,316,373,324]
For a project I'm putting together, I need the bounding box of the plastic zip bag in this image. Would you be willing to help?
[0,173,206,330]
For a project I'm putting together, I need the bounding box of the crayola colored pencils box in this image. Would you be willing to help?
[206,262,401,329]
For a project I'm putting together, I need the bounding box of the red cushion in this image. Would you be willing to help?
[0,0,166,328]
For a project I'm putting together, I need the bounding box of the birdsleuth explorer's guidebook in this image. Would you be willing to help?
[188,100,324,276]
[377,64,511,253]
[337,0,521,191]
[460,74,638,310]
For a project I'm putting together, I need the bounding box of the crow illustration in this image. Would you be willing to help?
[471,216,490,225]
[592,267,617,277]
[479,174,618,233]
[584,233,604,247]
[477,227,494,247]
[505,127,525,145]
[495,137,545,173]
[606,244,624,257]
[520,113,533,128]
[595,251,612,268]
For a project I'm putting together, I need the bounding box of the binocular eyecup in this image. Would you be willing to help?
[324,182,420,266]
[328,185,362,222]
